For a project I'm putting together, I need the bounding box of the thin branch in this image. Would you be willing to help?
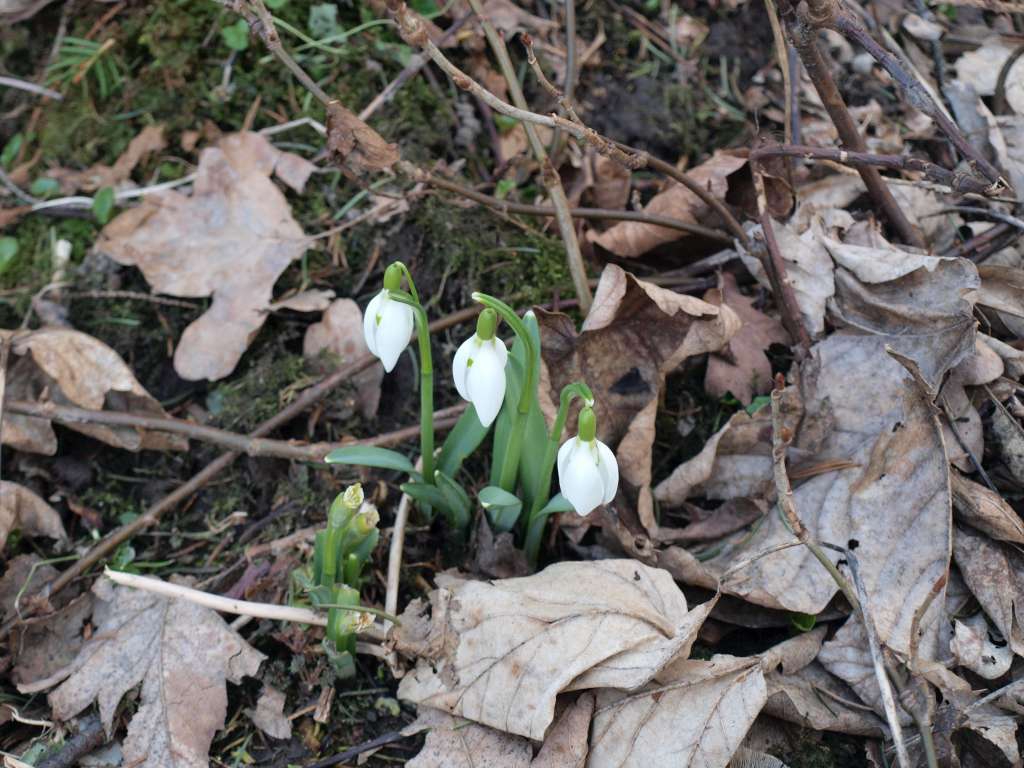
[418,167,733,243]
[759,210,812,351]
[830,10,1006,191]
[4,399,466,461]
[750,144,996,196]
[0,75,63,101]
[776,0,925,249]
[462,0,592,313]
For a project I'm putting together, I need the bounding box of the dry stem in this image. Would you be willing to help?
[776,0,925,249]
[5,399,466,461]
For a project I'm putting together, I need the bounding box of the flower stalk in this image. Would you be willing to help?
[386,286,435,485]
[524,381,593,565]
[471,292,536,493]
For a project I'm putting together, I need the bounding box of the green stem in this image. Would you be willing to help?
[389,289,434,483]
[524,381,593,565]
[472,293,536,492]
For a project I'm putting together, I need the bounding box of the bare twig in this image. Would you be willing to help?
[463,0,592,313]
[830,10,1006,191]
[759,211,812,351]
[418,167,733,243]
[750,144,996,196]
[37,715,104,768]
[306,730,412,768]
[0,76,63,101]
[4,400,466,461]
[776,0,925,249]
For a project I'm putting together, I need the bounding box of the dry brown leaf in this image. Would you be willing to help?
[49,577,265,767]
[762,660,886,737]
[531,693,594,768]
[326,100,399,175]
[1,328,187,454]
[0,554,57,623]
[951,613,1013,680]
[0,481,66,550]
[825,238,979,394]
[665,499,767,543]
[976,264,1024,338]
[247,685,292,740]
[48,125,167,194]
[11,592,92,689]
[472,516,529,579]
[97,132,310,381]
[661,333,952,665]
[405,708,532,768]
[396,560,713,740]
[589,655,766,768]
[303,299,384,418]
[955,37,1024,113]
[537,265,739,536]
[952,524,1024,657]
[479,0,558,36]
[990,403,1024,486]
[0,0,58,22]
[654,409,776,508]
[951,473,1024,544]
[270,288,336,313]
[589,154,631,211]
[741,218,836,338]
[704,273,789,405]
[587,151,747,257]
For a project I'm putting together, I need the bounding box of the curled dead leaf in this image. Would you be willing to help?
[396,560,713,741]
[587,151,747,257]
[326,101,399,175]
[1,328,187,454]
[0,481,66,551]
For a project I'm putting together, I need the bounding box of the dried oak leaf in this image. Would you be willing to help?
[395,560,715,741]
[704,272,789,405]
[537,265,739,537]
[0,481,66,550]
[660,333,952,664]
[303,298,383,419]
[0,328,187,454]
[587,151,747,257]
[588,655,766,768]
[405,708,532,768]
[97,132,310,381]
[326,101,399,175]
[49,577,265,768]
[951,613,1013,680]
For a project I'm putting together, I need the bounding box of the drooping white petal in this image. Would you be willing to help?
[363,291,385,356]
[451,335,476,402]
[559,442,605,516]
[557,436,577,480]
[374,296,414,372]
[594,438,619,504]
[465,339,507,427]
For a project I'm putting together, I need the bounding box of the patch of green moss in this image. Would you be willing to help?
[210,350,309,432]
[362,195,572,308]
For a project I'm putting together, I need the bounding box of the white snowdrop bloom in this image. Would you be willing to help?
[452,309,507,428]
[556,407,618,516]
[363,288,414,373]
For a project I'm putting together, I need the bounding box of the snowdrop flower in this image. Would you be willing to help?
[452,308,507,428]
[363,264,414,373]
[557,407,618,516]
